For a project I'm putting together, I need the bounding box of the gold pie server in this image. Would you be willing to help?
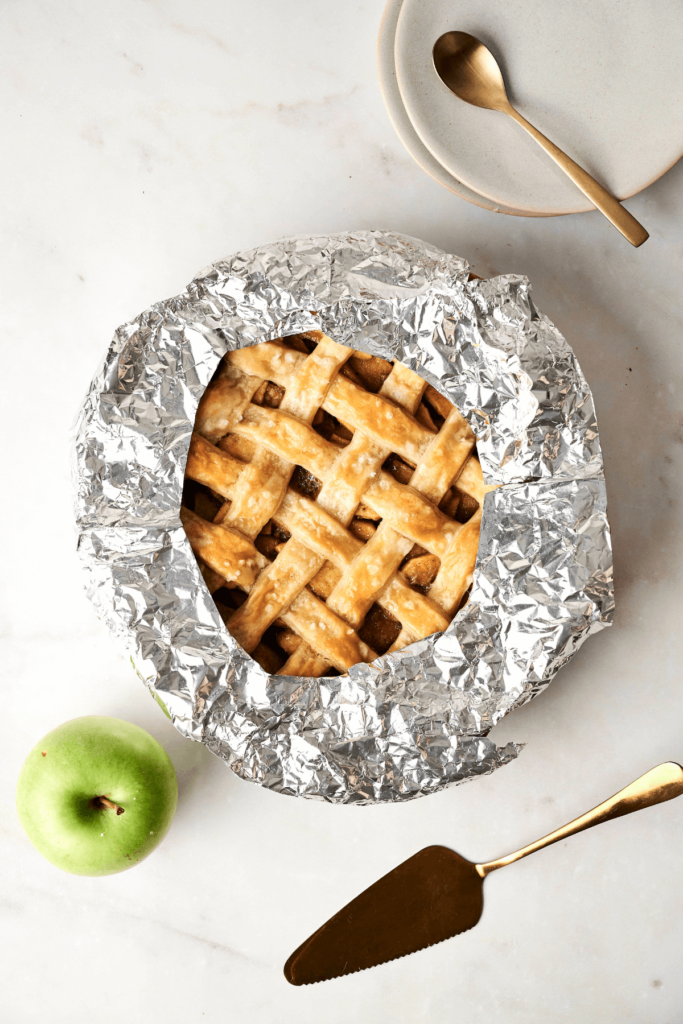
[284,762,683,984]
[432,31,649,247]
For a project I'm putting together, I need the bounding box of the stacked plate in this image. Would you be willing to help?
[378,0,683,216]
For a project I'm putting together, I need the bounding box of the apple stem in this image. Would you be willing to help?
[95,796,125,815]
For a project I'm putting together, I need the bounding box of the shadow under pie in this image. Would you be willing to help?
[180,331,493,678]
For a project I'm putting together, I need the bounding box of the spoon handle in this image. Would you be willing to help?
[505,105,649,247]
[476,762,683,877]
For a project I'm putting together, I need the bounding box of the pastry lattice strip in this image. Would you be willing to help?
[182,333,489,676]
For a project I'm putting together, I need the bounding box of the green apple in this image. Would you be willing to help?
[16,716,178,876]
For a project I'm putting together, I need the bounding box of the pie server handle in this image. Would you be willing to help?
[477,762,683,876]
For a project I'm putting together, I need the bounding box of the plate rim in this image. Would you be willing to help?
[377,0,552,218]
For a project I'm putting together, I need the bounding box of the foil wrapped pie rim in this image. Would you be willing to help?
[74,230,614,803]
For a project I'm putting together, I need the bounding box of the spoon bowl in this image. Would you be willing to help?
[432,31,508,112]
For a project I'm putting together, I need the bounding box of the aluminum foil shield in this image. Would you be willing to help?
[74,231,614,803]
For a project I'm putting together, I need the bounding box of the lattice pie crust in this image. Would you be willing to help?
[181,332,491,677]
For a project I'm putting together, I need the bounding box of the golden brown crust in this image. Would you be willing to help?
[182,335,488,675]
[179,507,264,589]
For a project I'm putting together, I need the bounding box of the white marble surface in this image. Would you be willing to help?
[2,2,683,1022]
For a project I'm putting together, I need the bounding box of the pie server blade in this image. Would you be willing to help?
[283,845,483,985]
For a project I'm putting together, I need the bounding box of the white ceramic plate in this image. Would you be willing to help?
[377,0,537,217]
[394,0,683,216]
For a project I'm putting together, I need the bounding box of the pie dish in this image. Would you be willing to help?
[181,332,491,678]
[75,230,613,802]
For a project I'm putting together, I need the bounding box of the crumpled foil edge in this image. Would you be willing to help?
[74,230,613,804]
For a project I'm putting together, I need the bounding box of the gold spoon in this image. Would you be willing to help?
[433,31,649,247]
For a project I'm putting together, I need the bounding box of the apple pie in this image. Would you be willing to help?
[181,331,490,677]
